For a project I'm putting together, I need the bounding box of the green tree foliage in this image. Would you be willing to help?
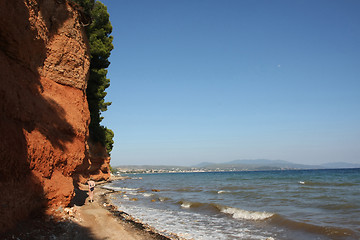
[71,0,94,14]
[104,127,114,154]
[70,0,114,154]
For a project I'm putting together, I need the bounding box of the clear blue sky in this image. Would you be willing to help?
[100,0,360,166]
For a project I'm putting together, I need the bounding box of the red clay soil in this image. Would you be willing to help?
[0,0,110,233]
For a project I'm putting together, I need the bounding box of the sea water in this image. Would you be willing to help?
[104,169,360,240]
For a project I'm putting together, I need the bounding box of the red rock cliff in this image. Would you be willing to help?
[0,0,110,232]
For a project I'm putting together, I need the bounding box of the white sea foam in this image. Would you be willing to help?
[102,185,139,192]
[143,193,153,197]
[111,199,270,240]
[218,190,229,194]
[181,202,192,208]
[101,185,124,191]
[121,187,139,191]
[221,207,273,221]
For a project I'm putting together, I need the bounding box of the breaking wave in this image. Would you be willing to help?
[177,200,274,221]
[220,206,274,220]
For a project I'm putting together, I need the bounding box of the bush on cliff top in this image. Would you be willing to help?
[70,0,114,154]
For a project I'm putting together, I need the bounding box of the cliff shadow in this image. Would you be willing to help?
[70,184,89,207]
[0,218,97,240]
[0,0,89,235]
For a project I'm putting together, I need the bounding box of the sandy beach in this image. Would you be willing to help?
[1,178,174,240]
[72,182,169,240]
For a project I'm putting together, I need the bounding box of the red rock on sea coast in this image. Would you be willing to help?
[0,0,110,233]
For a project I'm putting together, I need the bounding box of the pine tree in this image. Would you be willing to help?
[70,0,114,154]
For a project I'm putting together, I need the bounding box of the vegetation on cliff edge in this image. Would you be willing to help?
[70,0,114,154]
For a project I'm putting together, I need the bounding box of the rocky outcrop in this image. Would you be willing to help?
[0,0,110,232]
[75,141,111,183]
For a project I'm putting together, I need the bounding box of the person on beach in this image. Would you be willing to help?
[88,178,96,202]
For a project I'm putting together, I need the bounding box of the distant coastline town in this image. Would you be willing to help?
[115,167,232,175]
[113,159,360,175]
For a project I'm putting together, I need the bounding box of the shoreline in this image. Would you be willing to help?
[1,177,181,240]
[99,186,187,240]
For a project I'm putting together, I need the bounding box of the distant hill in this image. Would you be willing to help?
[320,162,360,169]
[193,159,360,170]
[114,165,189,170]
[114,160,360,172]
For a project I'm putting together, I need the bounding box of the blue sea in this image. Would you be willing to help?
[104,169,360,240]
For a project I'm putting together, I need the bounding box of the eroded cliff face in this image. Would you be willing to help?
[0,0,110,232]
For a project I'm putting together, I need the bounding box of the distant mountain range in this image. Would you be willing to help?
[115,160,360,172]
[193,159,360,170]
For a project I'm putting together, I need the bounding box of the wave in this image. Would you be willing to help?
[143,193,153,197]
[209,188,258,195]
[208,190,231,195]
[220,206,274,220]
[102,186,139,191]
[179,200,206,209]
[180,201,192,208]
[270,214,357,238]
[298,181,358,187]
[177,200,274,221]
[319,203,359,211]
[173,188,203,193]
[220,186,242,191]
[217,190,230,194]
[159,197,170,202]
